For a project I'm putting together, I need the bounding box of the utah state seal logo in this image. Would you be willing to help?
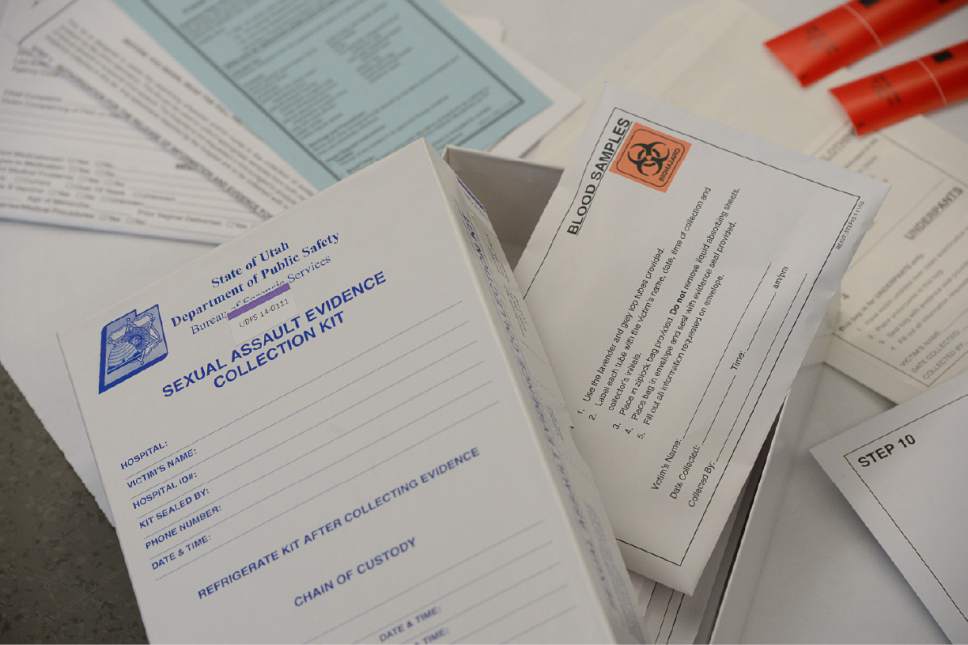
[98,305,168,394]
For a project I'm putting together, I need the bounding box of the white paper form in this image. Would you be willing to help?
[515,86,887,593]
[816,123,968,403]
[813,370,968,642]
[57,140,644,643]
[533,0,968,405]
[0,38,260,243]
[4,0,316,220]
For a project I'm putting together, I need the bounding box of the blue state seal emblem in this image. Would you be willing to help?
[98,305,168,394]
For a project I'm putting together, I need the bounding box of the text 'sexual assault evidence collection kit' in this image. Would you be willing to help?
[60,90,888,642]
[59,140,644,643]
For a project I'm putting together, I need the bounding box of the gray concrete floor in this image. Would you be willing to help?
[1,362,147,643]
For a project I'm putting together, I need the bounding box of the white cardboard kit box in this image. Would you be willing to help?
[60,141,646,643]
[444,146,837,643]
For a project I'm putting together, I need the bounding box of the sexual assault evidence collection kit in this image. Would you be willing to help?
[60,90,887,642]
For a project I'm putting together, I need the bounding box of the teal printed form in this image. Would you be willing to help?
[119,0,551,188]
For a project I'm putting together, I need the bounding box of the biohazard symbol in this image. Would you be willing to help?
[626,141,671,177]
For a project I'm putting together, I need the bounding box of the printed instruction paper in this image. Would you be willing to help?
[516,87,888,593]
[813,370,968,642]
[0,37,260,242]
[6,0,316,220]
[58,141,643,643]
[817,122,968,403]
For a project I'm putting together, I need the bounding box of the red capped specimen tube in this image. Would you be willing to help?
[830,40,968,134]
[765,0,968,86]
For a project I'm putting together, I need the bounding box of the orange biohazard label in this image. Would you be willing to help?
[610,123,691,192]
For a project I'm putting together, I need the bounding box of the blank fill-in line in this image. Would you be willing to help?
[453,583,568,643]
[680,263,771,440]
[700,373,738,445]
[746,291,777,352]
[408,562,562,645]
[501,606,577,644]
[717,273,807,462]
[450,585,570,643]
[654,589,676,643]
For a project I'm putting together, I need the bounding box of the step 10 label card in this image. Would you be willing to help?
[813,371,968,642]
